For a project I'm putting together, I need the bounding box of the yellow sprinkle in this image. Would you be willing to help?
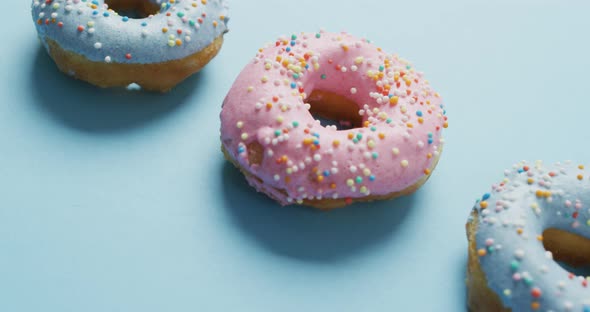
[389,96,399,106]
[480,201,488,209]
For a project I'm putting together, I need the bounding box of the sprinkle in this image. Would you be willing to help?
[400,160,409,168]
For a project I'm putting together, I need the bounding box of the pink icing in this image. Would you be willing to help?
[220,31,448,205]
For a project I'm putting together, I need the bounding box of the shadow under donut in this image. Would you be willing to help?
[220,161,420,262]
[30,47,206,134]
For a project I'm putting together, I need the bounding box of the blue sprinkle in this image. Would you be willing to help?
[122,16,129,22]
[141,22,148,27]
[416,111,423,117]
[290,82,296,89]
[312,132,320,138]
[517,168,524,173]
[313,140,319,145]
[290,40,296,46]
[323,170,330,177]
[428,138,433,144]
[369,175,376,181]
[482,193,491,200]
[92,10,98,15]
[103,12,110,17]
[286,47,291,52]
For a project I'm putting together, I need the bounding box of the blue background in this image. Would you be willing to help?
[2,1,590,311]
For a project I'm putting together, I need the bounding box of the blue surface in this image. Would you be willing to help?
[2,1,590,311]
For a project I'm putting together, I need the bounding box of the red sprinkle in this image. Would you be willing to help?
[531,287,542,298]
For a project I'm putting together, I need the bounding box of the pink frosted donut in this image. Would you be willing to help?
[220,31,448,209]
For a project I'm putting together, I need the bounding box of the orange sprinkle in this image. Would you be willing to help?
[378,133,385,140]
[477,249,487,257]
[517,228,523,235]
[332,140,340,147]
[537,235,543,241]
[480,201,488,209]
[578,174,584,180]
[531,302,540,310]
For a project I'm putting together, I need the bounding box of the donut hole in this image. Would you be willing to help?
[305,90,363,131]
[105,0,161,19]
[543,228,590,276]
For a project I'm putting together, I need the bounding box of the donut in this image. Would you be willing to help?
[220,31,448,210]
[467,161,590,311]
[31,0,229,92]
